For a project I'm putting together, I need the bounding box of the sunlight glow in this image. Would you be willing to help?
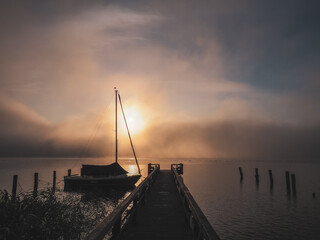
[120,106,145,136]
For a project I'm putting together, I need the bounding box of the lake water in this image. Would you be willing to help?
[1,158,319,240]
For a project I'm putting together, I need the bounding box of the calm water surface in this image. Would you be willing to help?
[0,158,319,239]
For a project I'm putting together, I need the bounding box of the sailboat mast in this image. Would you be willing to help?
[115,88,118,163]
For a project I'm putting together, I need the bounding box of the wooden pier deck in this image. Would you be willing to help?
[86,164,220,240]
[119,170,193,240]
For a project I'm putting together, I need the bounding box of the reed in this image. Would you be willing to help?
[0,188,113,240]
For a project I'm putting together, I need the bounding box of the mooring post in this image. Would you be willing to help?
[268,170,273,188]
[68,169,71,176]
[239,167,243,181]
[52,170,56,193]
[291,174,296,196]
[33,172,38,198]
[285,171,291,195]
[313,192,316,198]
[255,168,259,183]
[12,175,18,200]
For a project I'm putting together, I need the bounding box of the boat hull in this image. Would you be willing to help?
[64,174,141,192]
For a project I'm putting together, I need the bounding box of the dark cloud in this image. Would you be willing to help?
[150,0,320,91]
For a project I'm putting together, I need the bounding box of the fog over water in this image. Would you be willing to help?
[1,99,320,160]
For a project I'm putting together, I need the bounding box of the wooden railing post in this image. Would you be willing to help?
[171,163,184,175]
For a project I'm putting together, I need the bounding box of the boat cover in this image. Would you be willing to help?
[81,162,128,177]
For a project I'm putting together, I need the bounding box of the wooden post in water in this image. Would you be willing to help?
[68,169,71,176]
[239,167,243,181]
[291,174,296,196]
[12,175,18,200]
[33,173,38,198]
[268,170,273,188]
[285,171,291,195]
[255,168,259,183]
[52,171,56,193]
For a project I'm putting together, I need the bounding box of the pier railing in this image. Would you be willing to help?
[171,164,221,240]
[85,164,160,240]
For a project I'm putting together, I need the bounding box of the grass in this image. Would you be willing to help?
[0,188,116,240]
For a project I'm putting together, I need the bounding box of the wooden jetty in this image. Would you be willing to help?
[86,163,220,240]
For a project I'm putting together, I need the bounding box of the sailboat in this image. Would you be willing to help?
[64,88,141,191]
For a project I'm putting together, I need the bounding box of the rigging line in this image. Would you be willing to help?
[118,92,141,175]
[69,92,115,171]
[81,93,114,157]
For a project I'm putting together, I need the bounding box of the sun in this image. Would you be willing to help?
[120,106,145,136]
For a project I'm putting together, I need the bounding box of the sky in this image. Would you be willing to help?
[0,0,320,160]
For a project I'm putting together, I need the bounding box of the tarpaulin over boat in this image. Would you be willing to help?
[81,162,128,177]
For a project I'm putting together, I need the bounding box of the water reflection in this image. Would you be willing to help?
[183,160,320,240]
[268,170,274,193]
[1,158,320,240]
[270,185,273,195]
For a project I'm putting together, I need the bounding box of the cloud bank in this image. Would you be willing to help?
[1,98,319,161]
[0,98,111,157]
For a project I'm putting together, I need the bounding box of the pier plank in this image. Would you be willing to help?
[119,170,193,240]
